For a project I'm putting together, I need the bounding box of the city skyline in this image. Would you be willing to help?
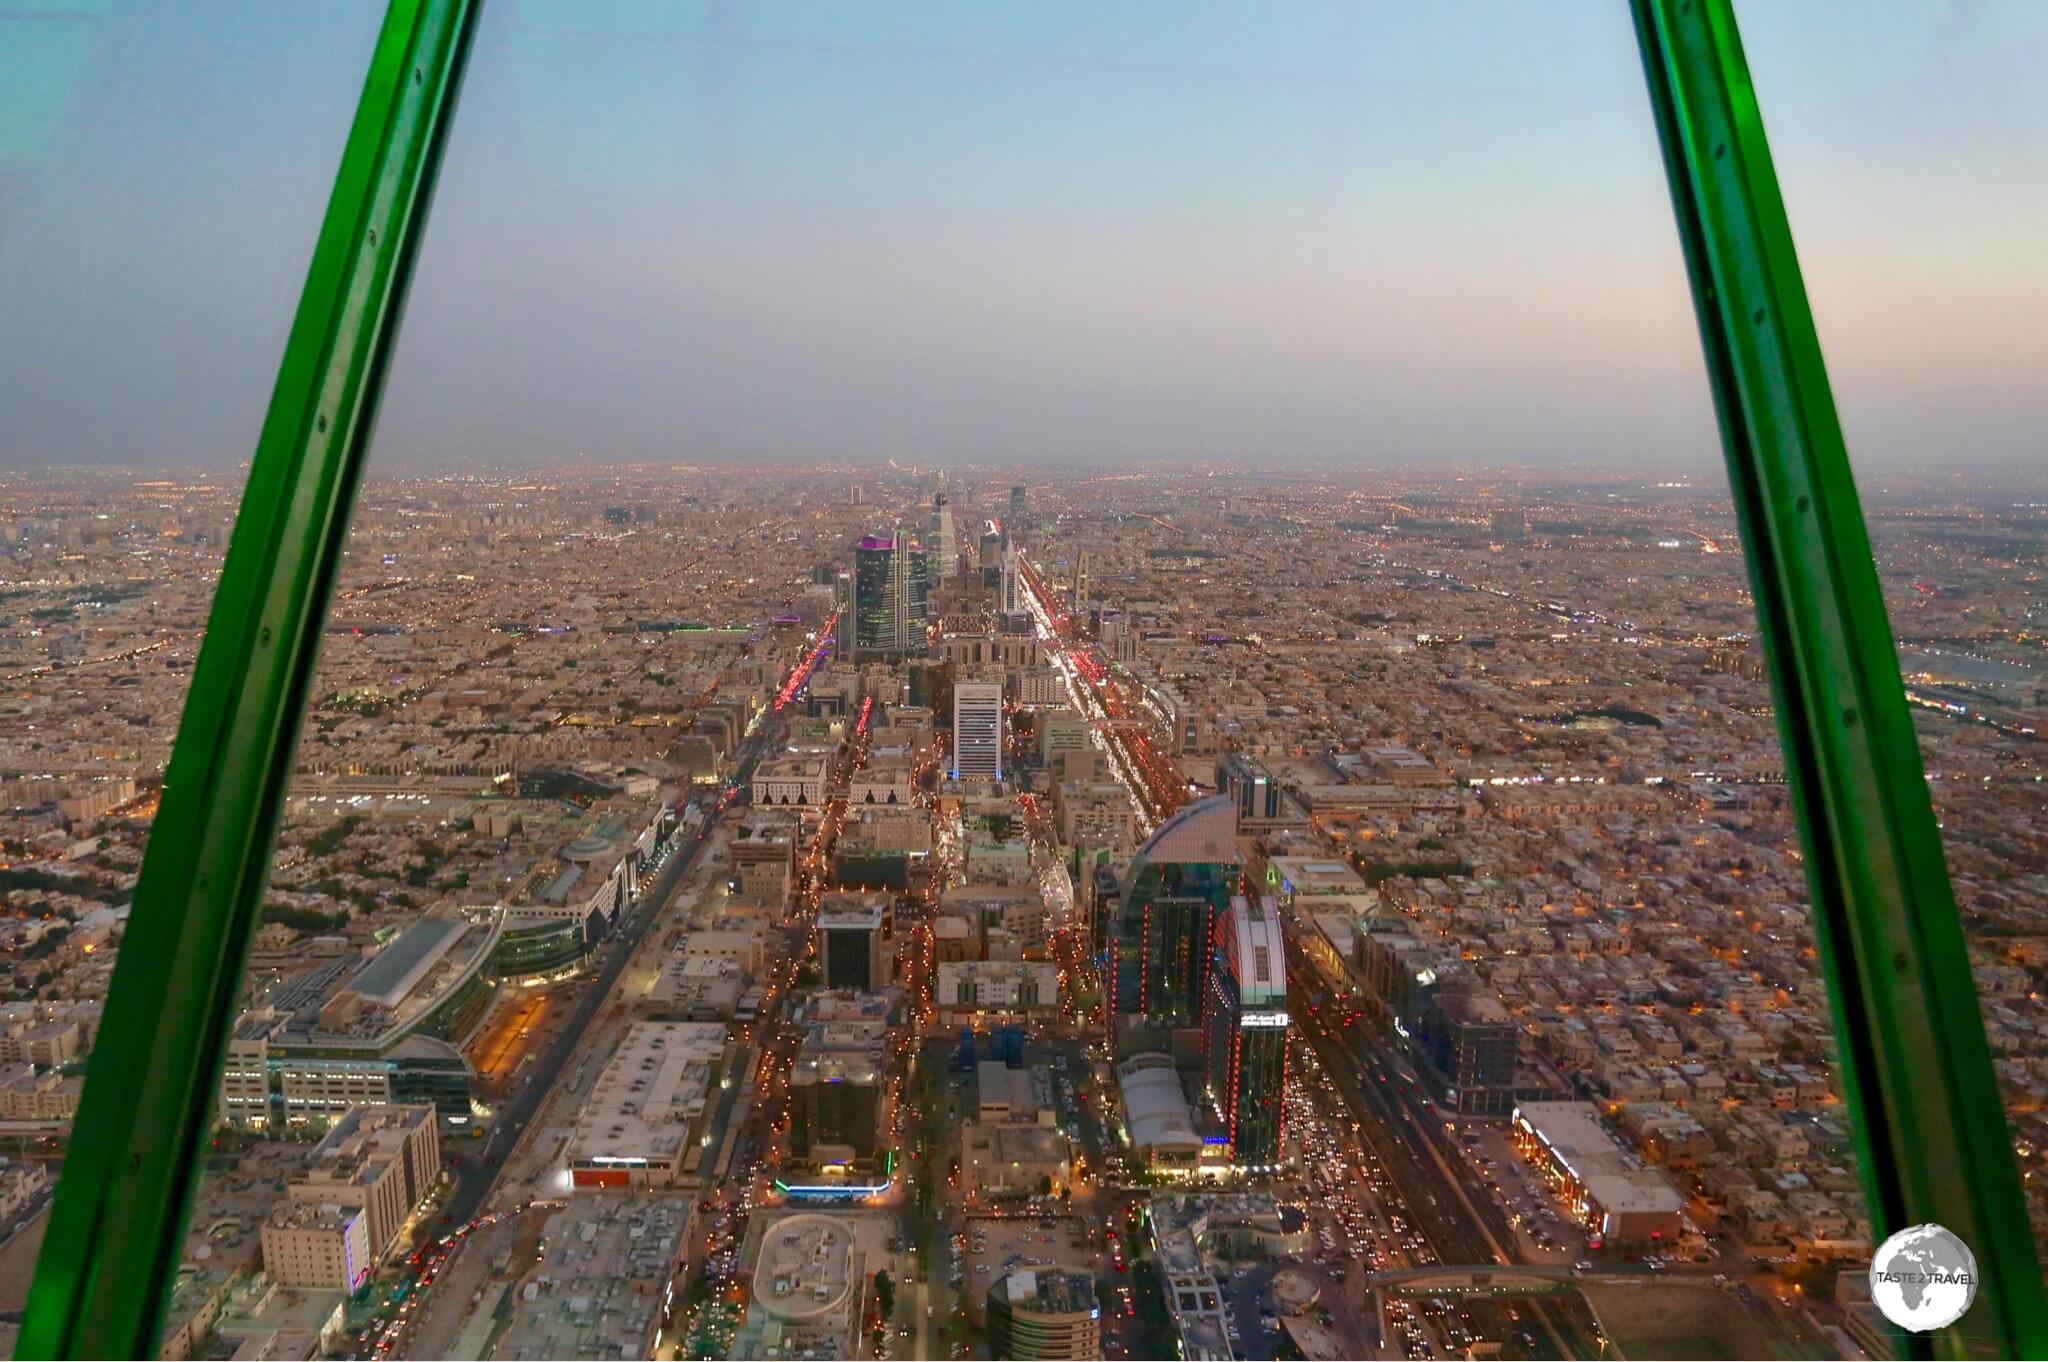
[3,2,2046,1355]
[2,460,2042,1359]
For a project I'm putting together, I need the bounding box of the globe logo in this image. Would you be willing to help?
[1868,1223,1978,1333]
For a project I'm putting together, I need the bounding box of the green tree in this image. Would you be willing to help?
[262,905,346,933]
[874,1269,896,1319]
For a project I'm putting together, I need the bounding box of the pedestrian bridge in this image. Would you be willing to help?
[1371,1266,1638,1299]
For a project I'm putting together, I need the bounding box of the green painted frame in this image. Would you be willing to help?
[13,1,481,1356]
[1632,1,2046,1356]
[15,0,2042,1358]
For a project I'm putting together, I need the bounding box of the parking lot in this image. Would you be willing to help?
[949,1212,1096,1319]
[1448,1123,1585,1265]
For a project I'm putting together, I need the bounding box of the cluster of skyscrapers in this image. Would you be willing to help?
[842,482,1012,781]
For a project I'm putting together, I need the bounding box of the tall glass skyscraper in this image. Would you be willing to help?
[1108,796,1239,1032]
[853,534,895,661]
[852,526,928,662]
[908,542,930,631]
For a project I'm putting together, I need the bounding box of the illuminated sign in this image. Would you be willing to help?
[1239,1010,1289,1029]
[774,1176,894,1201]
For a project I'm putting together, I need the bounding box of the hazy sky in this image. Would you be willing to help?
[1,1,2042,474]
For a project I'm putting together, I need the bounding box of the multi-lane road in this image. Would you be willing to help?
[1287,941,1591,1359]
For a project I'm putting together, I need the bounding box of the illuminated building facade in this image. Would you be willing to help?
[1108,796,1239,1033]
[952,680,1005,781]
[1203,897,1289,1169]
[853,528,929,662]
[987,1269,1101,1361]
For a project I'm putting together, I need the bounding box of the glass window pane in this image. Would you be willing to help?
[1739,0,2048,1276]
[20,2,2028,1357]
[0,0,386,1348]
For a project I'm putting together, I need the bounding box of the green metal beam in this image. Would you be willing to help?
[1631,2,2047,1355]
[14,1,480,1356]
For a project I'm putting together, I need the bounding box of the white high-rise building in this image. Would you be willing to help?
[891,526,915,652]
[931,492,957,580]
[952,681,1005,781]
[1001,542,1021,615]
[931,473,958,578]
[936,506,957,577]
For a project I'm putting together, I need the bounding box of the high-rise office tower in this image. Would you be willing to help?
[852,526,928,662]
[1108,796,1239,1031]
[908,541,930,637]
[790,1024,883,1165]
[1204,896,1289,1168]
[853,535,895,662]
[1424,987,1520,1115]
[849,485,864,505]
[890,527,914,653]
[1098,608,1134,665]
[817,902,886,991]
[1071,548,1090,612]
[1009,484,1028,535]
[1001,541,1022,615]
[1212,749,1277,823]
[930,483,957,579]
[952,680,1005,781]
[979,526,1003,572]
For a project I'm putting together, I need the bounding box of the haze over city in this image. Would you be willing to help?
[2,2,2045,471]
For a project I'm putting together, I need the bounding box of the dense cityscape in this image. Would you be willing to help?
[0,463,2042,1361]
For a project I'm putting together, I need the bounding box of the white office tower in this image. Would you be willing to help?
[1001,541,1021,615]
[891,525,915,650]
[932,485,957,578]
[952,681,1005,781]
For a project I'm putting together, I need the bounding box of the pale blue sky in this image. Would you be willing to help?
[0,1,2042,473]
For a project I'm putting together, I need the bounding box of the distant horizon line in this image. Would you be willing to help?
[3,454,2044,485]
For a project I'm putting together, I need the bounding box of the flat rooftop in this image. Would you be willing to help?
[1513,1101,1684,1214]
[992,1268,1098,1317]
[301,1104,435,1189]
[567,1022,726,1170]
[347,917,470,1009]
